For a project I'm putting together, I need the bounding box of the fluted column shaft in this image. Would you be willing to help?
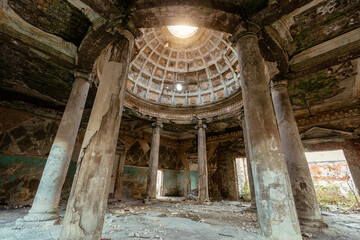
[24,72,90,222]
[59,32,134,239]
[197,119,209,202]
[146,120,162,200]
[232,22,301,239]
[271,80,326,228]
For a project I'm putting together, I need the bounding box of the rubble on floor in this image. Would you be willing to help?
[0,199,359,239]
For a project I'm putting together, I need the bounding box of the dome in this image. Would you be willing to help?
[126,27,240,107]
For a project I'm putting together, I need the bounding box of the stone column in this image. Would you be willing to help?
[271,79,326,228]
[342,139,360,195]
[23,72,90,222]
[146,120,162,200]
[59,31,135,239]
[114,150,127,200]
[186,158,191,197]
[197,119,209,202]
[239,107,256,210]
[232,22,301,239]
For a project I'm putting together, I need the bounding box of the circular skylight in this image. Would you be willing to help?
[176,83,183,91]
[167,25,198,38]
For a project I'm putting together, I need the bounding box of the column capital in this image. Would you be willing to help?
[229,21,261,43]
[195,119,206,129]
[152,120,163,128]
[74,70,93,83]
[106,15,142,40]
[270,79,288,92]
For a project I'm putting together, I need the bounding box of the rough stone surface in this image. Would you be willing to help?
[305,139,360,195]
[271,80,326,228]
[8,0,90,46]
[146,122,161,200]
[235,29,301,239]
[197,120,209,202]
[208,145,238,201]
[24,77,89,222]
[59,35,133,239]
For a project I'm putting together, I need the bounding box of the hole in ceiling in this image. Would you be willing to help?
[167,25,198,38]
[176,83,183,91]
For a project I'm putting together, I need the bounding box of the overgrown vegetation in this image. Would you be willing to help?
[314,181,360,212]
[242,184,250,196]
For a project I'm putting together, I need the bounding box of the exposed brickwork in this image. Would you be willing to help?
[8,0,90,46]
[209,145,239,201]
[305,138,360,194]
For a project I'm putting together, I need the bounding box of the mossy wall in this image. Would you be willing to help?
[290,0,360,54]
[8,0,90,46]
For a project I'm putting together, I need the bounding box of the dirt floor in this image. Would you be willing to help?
[0,198,359,240]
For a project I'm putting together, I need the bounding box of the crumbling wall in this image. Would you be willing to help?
[0,107,78,205]
[176,171,187,196]
[309,161,351,182]
[0,154,76,205]
[159,146,183,170]
[121,166,148,199]
[189,170,198,190]
[305,139,360,194]
[163,170,178,196]
[208,145,239,201]
[123,140,182,198]
[0,107,59,157]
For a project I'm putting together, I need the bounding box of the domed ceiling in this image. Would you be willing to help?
[126,26,240,107]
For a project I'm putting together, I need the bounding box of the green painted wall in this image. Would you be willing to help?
[0,154,76,205]
[163,170,178,196]
[121,166,148,199]
[190,170,199,190]
[176,171,186,195]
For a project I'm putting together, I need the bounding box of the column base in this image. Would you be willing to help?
[16,217,58,227]
[22,211,59,222]
[143,198,158,205]
[248,203,257,212]
[197,198,211,204]
[299,217,328,233]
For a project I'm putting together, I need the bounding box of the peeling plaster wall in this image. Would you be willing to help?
[0,107,59,157]
[305,139,360,193]
[121,166,148,200]
[0,154,76,205]
[163,170,188,196]
[163,170,178,196]
[208,146,239,201]
[125,141,180,169]
[176,171,187,196]
[190,170,198,190]
[309,161,351,182]
[120,167,186,198]
[0,107,83,205]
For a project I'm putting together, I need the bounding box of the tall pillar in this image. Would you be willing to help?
[114,150,127,200]
[197,119,209,202]
[146,120,162,200]
[232,22,301,239]
[59,31,135,239]
[186,158,191,197]
[342,139,360,195]
[239,107,256,210]
[23,72,90,222]
[271,80,327,228]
